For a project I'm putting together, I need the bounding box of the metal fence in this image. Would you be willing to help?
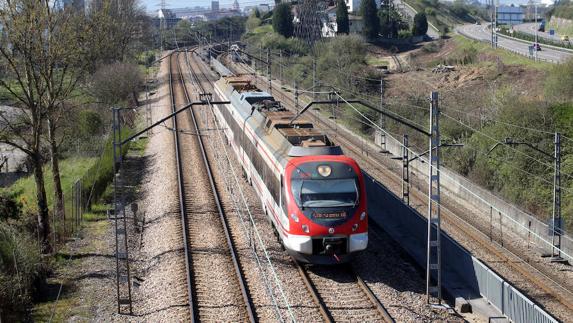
[473,257,557,323]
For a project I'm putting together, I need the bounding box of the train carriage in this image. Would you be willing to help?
[213,76,368,264]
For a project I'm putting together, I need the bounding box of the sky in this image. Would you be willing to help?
[141,0,272,12]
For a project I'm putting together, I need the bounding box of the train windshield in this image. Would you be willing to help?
[292,179,358,208]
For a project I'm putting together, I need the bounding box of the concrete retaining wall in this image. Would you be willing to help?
[382,133,573,262]
[366,174,558,322]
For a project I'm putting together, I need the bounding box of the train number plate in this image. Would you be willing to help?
[313,211,346,219]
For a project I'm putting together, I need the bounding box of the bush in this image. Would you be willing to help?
[545,58,573,103]
[0,192,21,221]
[77,110,104,140]
[246,16,261,31]
[0,222,44,317]
[89,62,143,106]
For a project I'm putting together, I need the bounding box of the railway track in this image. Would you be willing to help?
[189,50,406,322]
[168,51,255,322]
[296,263,394,323]
[224,57,573,320]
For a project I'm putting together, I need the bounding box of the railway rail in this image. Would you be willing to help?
[223,56,573,320]
[296,262,395,323]
[168,51,255,322]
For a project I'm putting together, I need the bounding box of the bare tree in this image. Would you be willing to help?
[87,0,151,63]
[0,1,93,253]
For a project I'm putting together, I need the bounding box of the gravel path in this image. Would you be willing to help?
[131,52,191,321]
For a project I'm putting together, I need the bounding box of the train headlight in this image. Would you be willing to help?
[360,211,366,221]
[352,223,359,232]
[290,213,299,223]
[302,224,309,233]
[317,165,332,177]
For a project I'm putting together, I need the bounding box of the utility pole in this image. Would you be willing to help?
[534,1,538,62]
[267,48,272,95]
[312,58,317,100]
[259,44,263,76]
[279,49,283,82]
[402,135,410,205]
[426,91,442,305]
[491,0,498,48]
[294,80,299,113]
[552,132,563,261]
[487,134,564,262]
[374,78,387,152]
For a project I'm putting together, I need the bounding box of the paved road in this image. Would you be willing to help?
[513,22,572,44]
[457,23,573,63]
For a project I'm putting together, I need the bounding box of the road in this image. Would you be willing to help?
[513,22,570,44]
[456,23,573,63]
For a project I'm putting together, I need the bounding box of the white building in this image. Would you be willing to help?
[344,0,380,14]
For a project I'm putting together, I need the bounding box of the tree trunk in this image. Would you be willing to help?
[132,91,140,107]
[48,118,65,238]
[32,153,51,254]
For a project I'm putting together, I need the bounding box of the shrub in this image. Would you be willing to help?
[0,222,44,317]
[77,110,104,140]
[0,192,21,221]
[246,16,261,31]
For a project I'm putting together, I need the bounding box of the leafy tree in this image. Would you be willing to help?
[246,15,262,31]
[360,0,380,40]
[273,3,294,38]
[379,7,409,38]
[316,35,367,91]
[336,0,350,34]
[174,19,193,45]
[412,12,429,36]
[254,7,261,18]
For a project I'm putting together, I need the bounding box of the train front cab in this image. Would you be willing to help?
[282,155,368,264]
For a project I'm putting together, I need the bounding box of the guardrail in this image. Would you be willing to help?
[455,27,559,64]
[497,31,573,54]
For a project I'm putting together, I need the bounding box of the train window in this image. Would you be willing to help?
[291,179,358,208]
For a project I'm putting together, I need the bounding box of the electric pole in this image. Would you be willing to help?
[426,91,442,305]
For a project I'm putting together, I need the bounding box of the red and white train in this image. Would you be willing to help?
[213,76,368,264]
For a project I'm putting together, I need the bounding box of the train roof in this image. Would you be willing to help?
[216,76,343,164]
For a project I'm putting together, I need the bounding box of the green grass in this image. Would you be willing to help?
[548,21,573,38]
[250,24,273,34]
[366,55,389,66]
[452,35,553,70]
[6,158,97,213]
